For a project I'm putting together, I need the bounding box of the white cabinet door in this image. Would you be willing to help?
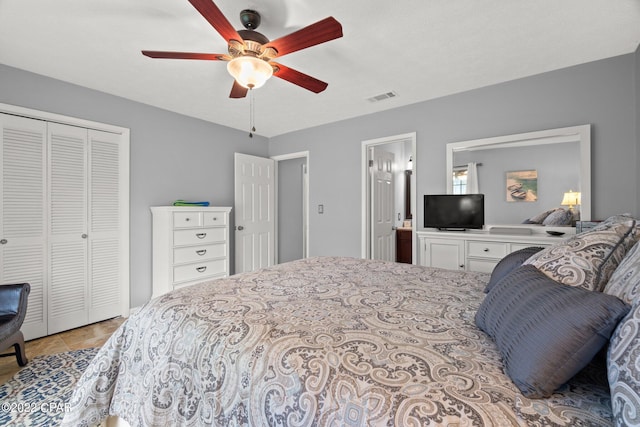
[0,113,48,340]
[48,123,88,334]
[421,238,465,270]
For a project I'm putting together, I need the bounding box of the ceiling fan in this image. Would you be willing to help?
[142,0,343,98]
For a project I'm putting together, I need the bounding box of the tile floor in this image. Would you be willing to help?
[0,316,125,385]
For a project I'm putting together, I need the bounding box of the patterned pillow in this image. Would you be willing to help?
[604,241,640,304]
[608,303,640,427]
[476,264,630,398]
[523,208,560,224]
[523,217,639,291]
[542,208,573,226]
[604,241,640,426]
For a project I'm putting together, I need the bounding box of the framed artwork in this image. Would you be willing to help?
[506,170,537,202]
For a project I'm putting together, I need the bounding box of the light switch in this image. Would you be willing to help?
[318,204,324,214]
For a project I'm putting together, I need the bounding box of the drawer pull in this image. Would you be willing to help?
[185,217,190,221]
[213,217,217,221]
[196,266,207,273]
[196,233,207,239]
[196,249,207,256]
[483,248,489,252]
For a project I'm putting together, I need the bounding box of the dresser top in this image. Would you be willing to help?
[151,206,232,213]
[417,227,573,244]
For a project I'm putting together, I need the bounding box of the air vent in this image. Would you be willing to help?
[367,91,398,103]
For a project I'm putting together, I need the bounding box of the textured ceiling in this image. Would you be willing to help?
[1,0,639,137]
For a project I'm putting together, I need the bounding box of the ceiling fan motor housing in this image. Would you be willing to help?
[240,9,261,30]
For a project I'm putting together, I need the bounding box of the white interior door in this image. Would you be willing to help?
[371,147,395,261]
[234,153,275,274]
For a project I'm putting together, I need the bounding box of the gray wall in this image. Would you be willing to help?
[0,64,268,308]
[270,52,639,258]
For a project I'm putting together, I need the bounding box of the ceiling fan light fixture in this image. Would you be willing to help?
[227,56,273,89]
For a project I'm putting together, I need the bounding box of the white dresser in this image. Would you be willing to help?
[417,229,571,273]
[151,206,232,298]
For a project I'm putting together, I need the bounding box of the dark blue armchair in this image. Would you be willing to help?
[0,283,30,366]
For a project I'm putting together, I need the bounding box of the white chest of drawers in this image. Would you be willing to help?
[151,206,232,298]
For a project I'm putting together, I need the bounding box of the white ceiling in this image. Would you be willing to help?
[1,0,639,137]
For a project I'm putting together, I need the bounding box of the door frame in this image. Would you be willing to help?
[361,133,416,262]
[271,151,310,264]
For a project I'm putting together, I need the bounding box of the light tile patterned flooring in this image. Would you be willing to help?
[0,317,125,385]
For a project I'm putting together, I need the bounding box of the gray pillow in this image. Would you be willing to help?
[475,264,630,398]
[524,208,560,224]
[484,246,545,293]
[542,208,573,226]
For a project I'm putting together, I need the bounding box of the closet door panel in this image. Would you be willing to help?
[88,130,123,322]
[47,123,88,334]
[0,113,48,340]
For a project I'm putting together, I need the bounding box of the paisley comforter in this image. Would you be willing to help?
[62,256,612,426]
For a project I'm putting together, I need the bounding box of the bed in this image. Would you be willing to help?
[61,249,640,427]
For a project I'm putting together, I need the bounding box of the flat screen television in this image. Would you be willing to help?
[424,194,485,230]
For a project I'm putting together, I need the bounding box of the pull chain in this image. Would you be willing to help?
[249,88,256,138]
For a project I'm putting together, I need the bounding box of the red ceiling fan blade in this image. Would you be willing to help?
[188,0,243,43]
[142,50,229,60]
[230,80,249,98]
[264,17,343,57]
[272,63,328,93]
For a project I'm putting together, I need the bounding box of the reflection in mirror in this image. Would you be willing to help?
[446,125,591,225]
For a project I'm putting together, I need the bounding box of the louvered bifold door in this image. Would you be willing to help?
[47,123,88,334]
[88,130,123,323]
[0,113,48,340]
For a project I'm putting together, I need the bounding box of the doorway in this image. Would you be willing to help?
[272,151,309,264]
[361,133,416,263]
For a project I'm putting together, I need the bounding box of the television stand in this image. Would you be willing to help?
[417,230,560,273]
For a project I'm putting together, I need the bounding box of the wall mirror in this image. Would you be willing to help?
[446,125,591,225]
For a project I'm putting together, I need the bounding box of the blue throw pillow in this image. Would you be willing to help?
[476,264,630,398]
[484,246,544,293]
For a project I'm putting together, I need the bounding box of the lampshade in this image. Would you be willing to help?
[561,190,581,208]
[227,56,273,89]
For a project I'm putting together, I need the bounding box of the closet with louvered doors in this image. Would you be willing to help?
[0,109,129,340]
